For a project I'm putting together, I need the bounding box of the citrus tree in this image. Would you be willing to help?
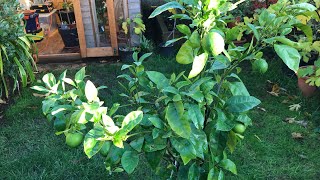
[32,0,317,179]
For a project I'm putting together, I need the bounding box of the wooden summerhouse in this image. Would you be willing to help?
[20,0,141,61]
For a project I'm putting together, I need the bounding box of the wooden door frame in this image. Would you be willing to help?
[73,0,118,58]
[73,0,87,58]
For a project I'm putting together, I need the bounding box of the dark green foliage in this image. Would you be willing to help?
[0,0,37,99]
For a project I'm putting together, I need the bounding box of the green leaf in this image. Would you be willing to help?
[227,131,237,153]
[139,52,153,62]
[228,82,250,96]
[207,168,215,180]
[189,126,208,159]
[42,98,57,115]
[85,80,98,102]
[149,2,185,18]
[185,91,204,103]
[13,57,27,87]
[152,128,161,139]
[220,159,237,175]
[236,114,252,126]
[148,116,164,129]
[146,71,170,89]
[108,103,120,117]
[63,78,76,87]
[51,105,73,115]
[163,86,179,95]
[176,40,194,65]
[187,104,204,129]
[295,23,313,42]
[105,145,125,165]
[129,137,144,152]
[169,14,192,20]
[226,96,261,113]
[189,77,212,91]
[121,111,143,130]
[42,73,56,88]
[246,23,260,41]
[31,85,50,93]
[121,151,139,174]
[215,108,235,131]
[188,162,200,180]
[298,66,314,77]
[145,150,165,170]
[189,31,201,48]
[188,53,209,79]
[177,165,189,180]
[143,135,167,152]
[113,111,143,148]
[177,24,191,36]
[274,44,301,72]
[259,10,276,26]
[208,55,230,72]
[84,126,105,158]
[207,168,224,180]
[170,137,197,165]
[75,67,86,83]
[166,103,191,139]
[165,36,187,47]
[287,3,317,12]
[70,109,87,124]
[113,167,124,173]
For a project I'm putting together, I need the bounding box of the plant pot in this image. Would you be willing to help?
[158,42,177,58]
[58,26,79,47]
[119,47,135,63]
[297,76,316,97]
[57,10,75,24]
[297,66,317,97]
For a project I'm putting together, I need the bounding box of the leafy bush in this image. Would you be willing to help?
[0,0,37,100]
[33,0,318,179]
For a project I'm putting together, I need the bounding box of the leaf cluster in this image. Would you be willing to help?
[0,0,37,100]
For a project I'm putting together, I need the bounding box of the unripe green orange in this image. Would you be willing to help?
[252,59,268,74]
[233,123,246,134]
[66,132,84,148]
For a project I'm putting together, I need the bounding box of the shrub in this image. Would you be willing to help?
[0,0,37,100]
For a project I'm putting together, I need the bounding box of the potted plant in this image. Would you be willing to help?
[155,9,185,57]
[118,15,146,62]
[57,1,75,24]
[57,1,78,48]
[297,59,320,97]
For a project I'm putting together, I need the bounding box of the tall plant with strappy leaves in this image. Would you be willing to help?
[0,0,37,100]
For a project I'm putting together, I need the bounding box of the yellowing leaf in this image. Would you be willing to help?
[188,53,208,78]
[122,22,128,34]
[296,15,310,24]
[312,41,320,53]
[85,80,98,102]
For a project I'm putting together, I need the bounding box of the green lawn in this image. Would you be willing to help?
[1,54,319,179]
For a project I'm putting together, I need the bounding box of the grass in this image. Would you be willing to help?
[1,54,320,179]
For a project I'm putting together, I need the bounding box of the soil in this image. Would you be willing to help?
[36,57,119,73]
